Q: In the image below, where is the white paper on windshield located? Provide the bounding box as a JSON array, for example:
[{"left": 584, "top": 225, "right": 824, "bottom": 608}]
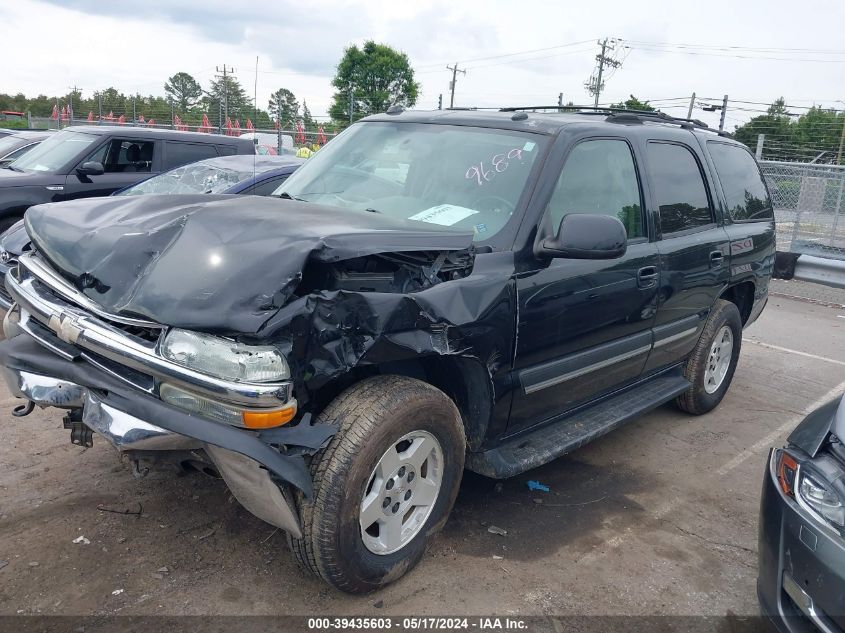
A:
[{"left": 409, "top": 204, "right": 478, "bottom": 226}]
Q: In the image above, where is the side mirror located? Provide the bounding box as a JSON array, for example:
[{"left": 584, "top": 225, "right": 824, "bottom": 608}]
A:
[
  {"left": 76, "top": 161, "right": 104, "bottom": 177},
  {"left": 537, "top": 213, "right": 627, "bottom": 260}
]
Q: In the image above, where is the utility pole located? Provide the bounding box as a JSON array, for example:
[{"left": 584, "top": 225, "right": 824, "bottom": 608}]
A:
[
  {"left": 215, "top": 65, "right": 235, "bottom": 134},
  {"left": 97, "top": 91, "right": 103, "bottom": 124},
  {"left": 585, "top": 39, "right": 622, "bottom": 108},
  {"left": 348, "top": 83, "right": 353, "bottom": 125},
  {"left": 446, "top": 63, "right": 466, "bottom": 108},
  {"left": 70, "top": 85, "right": 78, "bottom": 124},
  {"left": 438, "top": 94, "right": 443, "bottom": 110},
  {"left": 558, "top": 93, "right": 564, "bottom": 109},
  {"left": 837, "top": 114, "right": 845, "bottom": 165},
  {"left": 132, "top": 95, "right": 137, "bottom": 126},
  {"left": 756, "top": 134, "right": 765, "bottom": 160},
  {"left": 719, "top": 94, "right": 728, "bottom": 132},
  {"left": 686, "top": 92, "right": 696, "bottom": 120}
]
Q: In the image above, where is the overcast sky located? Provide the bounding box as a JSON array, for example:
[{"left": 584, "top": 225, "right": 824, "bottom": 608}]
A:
[{"left": 2, "top": 0, "right": 844, "bottom": 130}]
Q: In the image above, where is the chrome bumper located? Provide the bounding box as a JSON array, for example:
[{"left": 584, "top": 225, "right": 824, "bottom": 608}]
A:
[
  {"left": 6, "top": 253, "right": 291, "bottom": 408},
  {"left": 3, "top": 365, "right": 302, "bottom": 537}
]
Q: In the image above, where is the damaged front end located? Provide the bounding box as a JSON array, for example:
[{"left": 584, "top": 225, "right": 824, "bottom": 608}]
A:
[{"left": 1, "top": 194, "right": 511, "bottom": 536}]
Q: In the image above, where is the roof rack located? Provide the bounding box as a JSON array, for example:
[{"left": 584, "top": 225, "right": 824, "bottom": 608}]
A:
[{"left": 497, "top": 105, "right": 732, "bottom": 137}]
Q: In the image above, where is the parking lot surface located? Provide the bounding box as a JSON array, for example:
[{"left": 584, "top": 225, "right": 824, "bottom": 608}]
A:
[{"left": 0, "top": 285, "right": 843, "bottom": 619}]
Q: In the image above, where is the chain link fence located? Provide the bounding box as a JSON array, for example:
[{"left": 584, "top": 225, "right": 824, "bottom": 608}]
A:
[
  {"left": 760, "top": 160, "right": 845, "bottom": 260},
  {"left": 27, "top": 116, "right": 337, "bottom": 155}
]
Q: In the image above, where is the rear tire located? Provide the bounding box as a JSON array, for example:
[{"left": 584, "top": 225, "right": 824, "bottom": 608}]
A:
[
  {"left": 675, "top": 299, "right": 742, "bottom": 415},
  {"left": 289, "top": 375, "right": 465, "bottom": 593}
]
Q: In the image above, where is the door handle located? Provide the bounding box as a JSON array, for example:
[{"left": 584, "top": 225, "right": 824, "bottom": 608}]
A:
[
  {"left": 637, "top": 266, "right": 658, "bottom": 289},
  {"left": 710, "top": 251, "right": 724, "bottom": 268}
]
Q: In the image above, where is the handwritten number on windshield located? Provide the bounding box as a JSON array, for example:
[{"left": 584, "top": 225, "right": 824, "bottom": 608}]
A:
[{"left": 466, "top": 148, "right": 525, "bottom": 186}]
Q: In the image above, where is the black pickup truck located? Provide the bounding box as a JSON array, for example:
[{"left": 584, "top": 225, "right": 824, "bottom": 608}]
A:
[{"left": 0, "top": 108, "right": 775, "bottom": 593}]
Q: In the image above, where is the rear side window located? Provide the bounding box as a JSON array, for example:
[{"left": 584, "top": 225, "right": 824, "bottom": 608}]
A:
[
  {"left": 547, "top": 139, "right": 645, "bottom": 239},
  {"left": 707, "top": 142, "right": 773, "bottom": 221},
  {"left": 647, "top": 142, "right": 712, "bottom": 234},
  {"left": 165, "top": 142, "right": 218, "bottom": 169}
]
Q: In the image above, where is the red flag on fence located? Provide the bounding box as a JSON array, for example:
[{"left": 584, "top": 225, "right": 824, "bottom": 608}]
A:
[
  {"left": 199, "top": 113, "right": 212, "bottom": 132},
  {"left": 60, "top": 106, "right": 68, "bottom": 121},
  {"left": 295, "top": 120, "right": 306, "bottom": 145},
  {"left": 138, "top": 115, "right": 146, "bottom": 124},
  {"left": 148, "top": 119, "right": 155, "bottom": 126},
  {"left": 246, "top": 118, "right": 254, "bottom": 131},
  {"left": 107, "top": 111, "right": 114, "bottom": 121},
  {"left": 234, "top": 120, "right": 241, "bottom": 135},
  {"left": 50, "top": 105, "right": 58, "bottom": 120},
  {"left": 117, "top": 114, "right": 125, "bottom": 124},
  {"left": 274, "top": 119, "right": 280, "bottom": 130},
  {"left": 87, "top": 111, "right": 94, "bottom": 122},
  {"left": 317, "top": 126, "right": 327, "bottom": 145}
]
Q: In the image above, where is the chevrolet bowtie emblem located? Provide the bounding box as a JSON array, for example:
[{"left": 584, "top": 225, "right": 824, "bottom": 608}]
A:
[{"left": 47, "top": 312, "right": 84, "bottom": 344}]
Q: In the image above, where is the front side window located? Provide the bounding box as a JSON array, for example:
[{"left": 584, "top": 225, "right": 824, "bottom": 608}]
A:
[
  {"left": 274, "top": 122, "right": 547, "bottom": 241},
  {"left": 11, "top": 130, "right": 99, "bottom": 173},
  {"left": 546, "top": 139, "right": 644, "bottom": 239},
  {"left": 87, "top": 139, "right": 154, "bottom": 173},
  {"left": 647, "top": 142, "right": 712, "bottom": 234},
  {"left": 707, "top": 142, "right": 773, "bottom": 221}
]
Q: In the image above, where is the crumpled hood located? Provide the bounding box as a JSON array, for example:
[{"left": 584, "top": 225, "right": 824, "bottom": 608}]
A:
[
  {"left": 24, "top": 194, "right": 474, "bottom": 334},
  {"left": 788, "top": 394, "right": 845, "bottom": 457}
]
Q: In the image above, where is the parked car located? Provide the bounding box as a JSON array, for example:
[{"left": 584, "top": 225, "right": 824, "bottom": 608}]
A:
[
  {"left": 0, "top": 130, "right": 51, "bottom": 168},
  {"left": 114, "top": 155, "right": 303, "bottom": 197},
  {"left": 0, "top": 125, "right": 255, "bottom": 232},
  {"left": 0, "top": 108, "right": 775, "bottom": 593},
  {"left": 758, "top": 393, "right": 845, "bottom": 631}
]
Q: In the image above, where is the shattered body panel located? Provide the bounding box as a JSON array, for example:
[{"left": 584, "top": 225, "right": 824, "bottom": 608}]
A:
[{"left": 23, "top": 193, "right": 518, "bottom": 419}]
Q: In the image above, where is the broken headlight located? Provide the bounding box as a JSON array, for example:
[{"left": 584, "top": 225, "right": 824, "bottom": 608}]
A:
[{"left": 160, "top": 329, "right": 290, "bottom": 383}]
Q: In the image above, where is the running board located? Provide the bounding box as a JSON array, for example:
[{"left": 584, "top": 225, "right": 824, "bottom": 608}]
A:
[{"left": 466, "top": 370, "right": 691, "bottom": 479}]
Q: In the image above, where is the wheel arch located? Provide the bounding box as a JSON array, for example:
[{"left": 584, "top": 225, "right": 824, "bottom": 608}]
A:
[{"left": 719, "top": 280, "right": 755, "bottom": 326}]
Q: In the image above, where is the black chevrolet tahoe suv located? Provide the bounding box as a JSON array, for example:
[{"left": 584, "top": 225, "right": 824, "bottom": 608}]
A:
[
  {"left": 0, "top": 108, "right": 775, "bottom": 593},
  {"left": 0, "top": 125, "right": 255, "bottom": 232}
]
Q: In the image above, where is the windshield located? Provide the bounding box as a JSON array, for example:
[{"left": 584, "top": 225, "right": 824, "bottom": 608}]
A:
[
  {"left": 11, "top": 130, "right": 99, "bottom": 173},
  {"left": 0, "top": 136, "right": 24, "bottom": 156},
  {"left": 117, "top": 162, "right": 257, "bottom": 196},
  {"left": 273, "top": 122, "right": 546, "bottom": 241}
]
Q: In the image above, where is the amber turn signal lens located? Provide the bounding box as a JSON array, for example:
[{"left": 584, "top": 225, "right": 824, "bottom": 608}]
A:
[
  {"left": 776, "top": 450, "right": 799, "bottom": 497},
  {"left": 241, "top": 404, "right": 297, "bottom": 429}
]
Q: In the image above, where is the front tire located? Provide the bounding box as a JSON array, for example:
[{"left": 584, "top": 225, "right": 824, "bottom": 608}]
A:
[
  {"left": 289, "top": 375, "right": 465, "bottom": 593},
  {"left": 675, "top": 299, "right": 742, "bottom": 415}
]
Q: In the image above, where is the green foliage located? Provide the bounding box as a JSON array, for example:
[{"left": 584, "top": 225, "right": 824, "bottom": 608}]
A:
[
  {"left": 164, "top": 72, "right": 203, "bottom": 112},
  {"left": 610, "top": 95, "right": 655, "bottom": 111},
  {"left": 204, "top": 75, "right": 252, "bottom": 124},
  {"left": 301, "top": 101, "right": 315, "bottom": 128},
  {"left": 268, "top": 88, "right": 299, "bottom": 125},
  {"left": 733, "top": 97, "right": 845, "bottom": 163},
  {"left": 329, "top": 41, "right": 419, "bottom": 125},
  {"left": 0, "top": 120, "right": 28, "bottom": 129}
]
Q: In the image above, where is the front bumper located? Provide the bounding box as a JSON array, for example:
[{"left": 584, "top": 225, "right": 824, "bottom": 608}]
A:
[
  {"left": 0, "top": 333, "right": 336, "bottom": 537},
  {"left": 758, "top": 449, "right": 845, "bottom": 633}
]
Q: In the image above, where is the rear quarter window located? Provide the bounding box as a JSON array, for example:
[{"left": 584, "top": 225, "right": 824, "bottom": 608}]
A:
[
  {"left": 164, "top": 142, "right": 219, "bottom": 169},
  {"left": 707, "top": 142, "right": 773, "bottom": 222}
]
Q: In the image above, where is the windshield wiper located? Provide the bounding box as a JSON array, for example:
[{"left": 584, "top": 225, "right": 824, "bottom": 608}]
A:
[
  {"left": 3, "top": 165, "right": 22, "bottom": 172},
  {"left": 277, "top": 191, "right": 308, "bottom": 202}
]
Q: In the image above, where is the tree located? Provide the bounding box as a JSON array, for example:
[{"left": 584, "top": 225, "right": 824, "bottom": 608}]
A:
[
  {"left": 164, "top": 72, "right": 203, "bottom": 112},
  {"left": 610, "top": 95, "right": 654, "bottom": 111},
  {"left": 301, "top": 101, "right": 315, "bottom": 128},
  {"left": 329, "top": 41, "right": 419, "bottom": 124},
  {"left": 205, "top": 75, "right": 251, "bottom": 125},
  {"left": 268, "top": 88, "right": 299, "bottom": 126}
]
